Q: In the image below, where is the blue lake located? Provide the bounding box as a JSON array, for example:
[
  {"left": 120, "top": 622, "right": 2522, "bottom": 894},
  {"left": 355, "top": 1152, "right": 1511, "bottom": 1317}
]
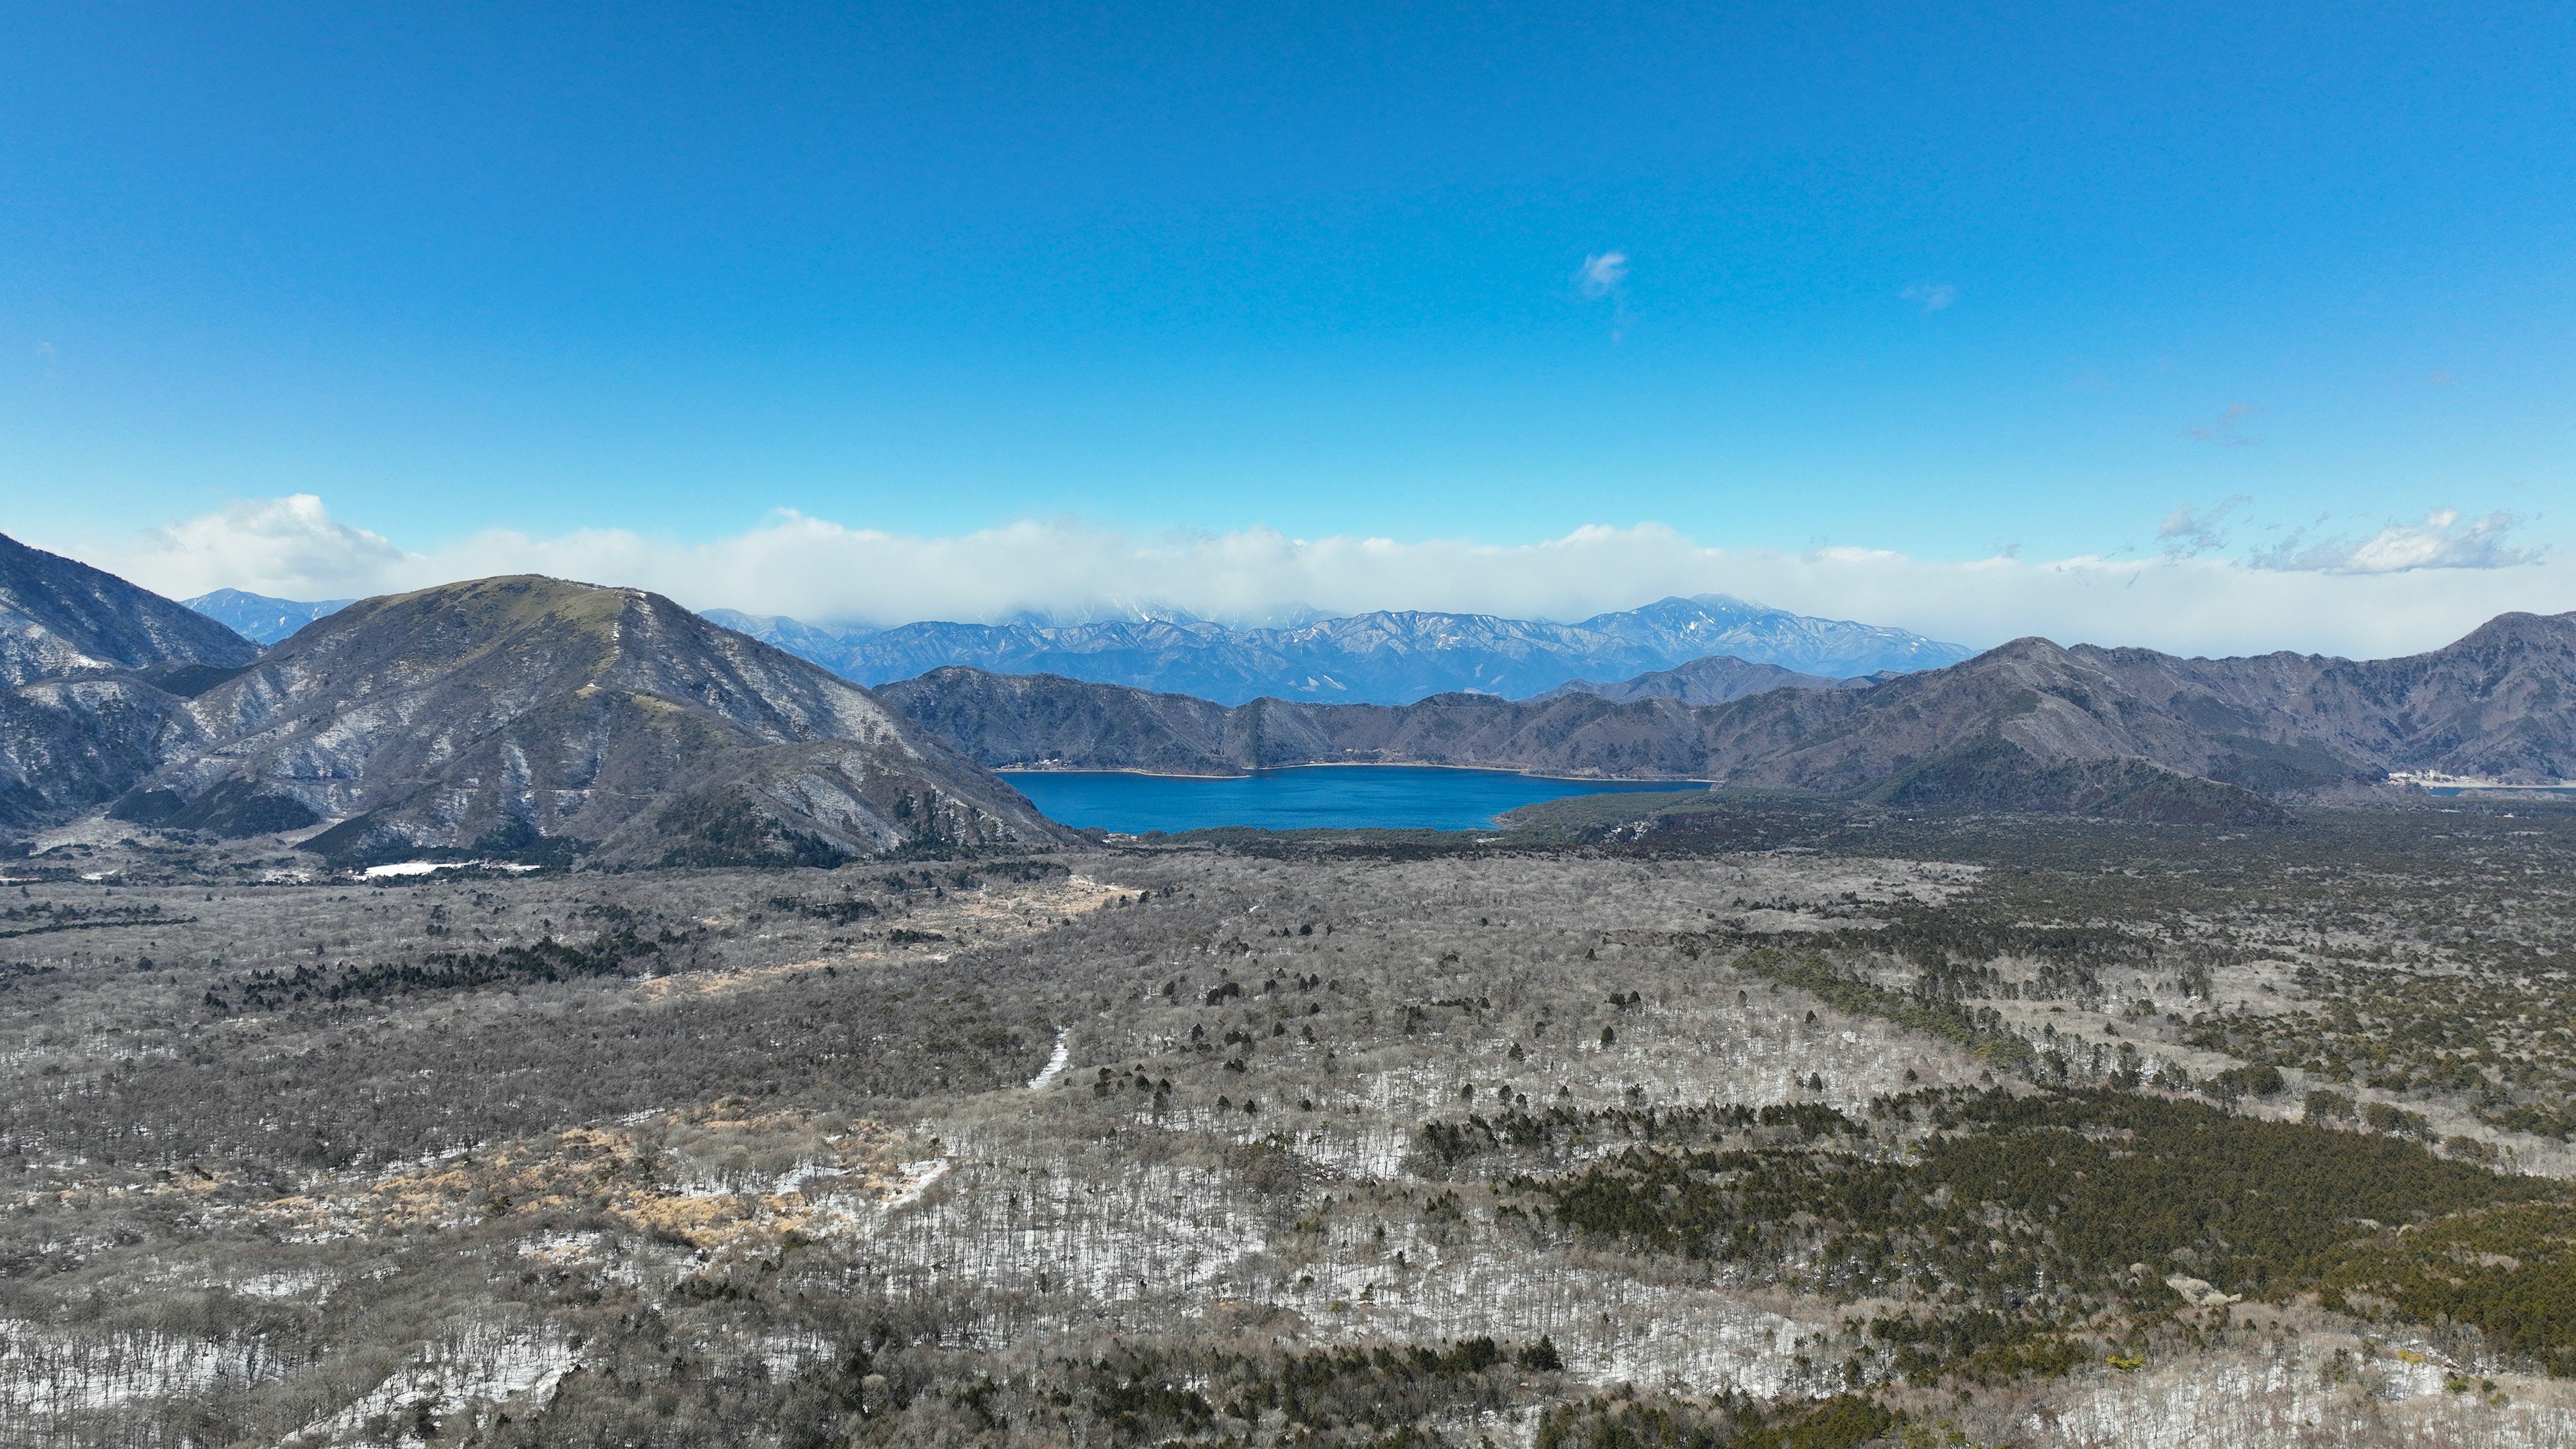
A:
[{"left": 1001, "top": 765, "right": 1695, "bottom": 834}]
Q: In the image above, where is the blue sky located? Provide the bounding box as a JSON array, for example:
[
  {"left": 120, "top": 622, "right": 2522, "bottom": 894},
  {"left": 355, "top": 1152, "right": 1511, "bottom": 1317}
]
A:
[{"left": 4, "top": 2, "right": 2572, "bottom": 647}]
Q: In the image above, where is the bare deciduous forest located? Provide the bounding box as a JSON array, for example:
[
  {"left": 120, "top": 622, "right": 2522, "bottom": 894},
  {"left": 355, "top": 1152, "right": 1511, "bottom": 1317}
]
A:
[{"left": 5, "top": 801, "right": 2576, "bottom": 1447}]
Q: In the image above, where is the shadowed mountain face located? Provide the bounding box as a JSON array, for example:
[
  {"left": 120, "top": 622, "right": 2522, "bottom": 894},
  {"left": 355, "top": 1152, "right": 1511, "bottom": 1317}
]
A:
[
  {"left": 182, "top": 588, "right": 355, "bottom": 647},
  {"left": 0, "top": 678, "right": 210, "bottom": 830},
  {"left": 107, "top": 576, "right": 1073, "bottom": 865},
  {"left": 879, "top": 612, "right": 2576, "bottom": 824},
  {"left": 708, "top": 594, "right": 1974, "bottom": 703},
  {"left": 0, "top": 534, "right": 259, "bottom": 687}
]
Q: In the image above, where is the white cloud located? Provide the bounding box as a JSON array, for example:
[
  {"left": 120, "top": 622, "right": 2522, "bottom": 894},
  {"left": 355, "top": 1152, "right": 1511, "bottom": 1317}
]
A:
[
  {"left": 2182, "top": 401, "right": 2259, "bottom": 446},
  {"left": 1902, "top": 282, "right": 1957, "bottom": 313},
  {"left": 127, "top": 494, "right": 418, "bottom": 600},
  {"left": 1574, "top": 251, "right": 1627, "bottom": 299},
  {"left": 65, "top": 496, "right": 2576, "bottom": 665},
  {"left": 2251, "top": 509, "right": 2541, "bottom": 576}
]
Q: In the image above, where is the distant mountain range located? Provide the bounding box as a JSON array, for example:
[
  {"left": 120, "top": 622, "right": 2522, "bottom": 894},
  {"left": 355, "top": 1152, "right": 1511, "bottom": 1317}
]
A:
[
  {"left": 15, "top": 535, "right": 2565, "bottom": 844},
  {"left": 185, "top": 588, "right": 1972, "bottom": 704},
  {"left": 0, "top": 536, "right": 1065, "bottom": 861},
  {"left": 182, "top": 588, "right": 354, "bottom": 645},
  {"left": 878, "top": 610, "right": 2576, "bottom": 824},
  {"left": 700, "top": 595, "right": 1974, "bottom": 703}
]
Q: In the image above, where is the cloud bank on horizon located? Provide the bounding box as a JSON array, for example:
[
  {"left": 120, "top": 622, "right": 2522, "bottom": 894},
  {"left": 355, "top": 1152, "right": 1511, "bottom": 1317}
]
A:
[{"left": 60, "top": 494, "right": 2567, "bottom": 664}]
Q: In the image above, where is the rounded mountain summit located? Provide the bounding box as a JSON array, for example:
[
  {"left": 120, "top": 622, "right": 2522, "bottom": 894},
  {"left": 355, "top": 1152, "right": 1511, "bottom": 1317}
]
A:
[{"left": 111, "top": 576, "right": 1075, "bottom": 867}]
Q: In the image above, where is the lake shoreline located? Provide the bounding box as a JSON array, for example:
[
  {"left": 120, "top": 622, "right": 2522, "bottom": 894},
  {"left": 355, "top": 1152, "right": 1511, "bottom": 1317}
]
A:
[
  {"left": 1001, "top": 763, "right": 1702, "bottom": 835},
  {"left": 996, "top": 761, "right": 1717, "bottom": 786}
]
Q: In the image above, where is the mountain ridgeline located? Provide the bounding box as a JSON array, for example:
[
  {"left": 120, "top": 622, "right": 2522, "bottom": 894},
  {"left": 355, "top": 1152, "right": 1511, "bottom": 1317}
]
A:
[
  {"left": 877, "top": 611, "right": 2576, "bottom": 824},
  {"left": 0, "top": 536, "right": 1069, "bottom": 863},
  {"left": 1532, "top": 654, "right": 1869, "bottom": 705},
  {"left": 0, "top": 533, "right": 259, "bottom": 688},
  {"left": 703, "top": 594, "right": 1973, "bottom": 703}
]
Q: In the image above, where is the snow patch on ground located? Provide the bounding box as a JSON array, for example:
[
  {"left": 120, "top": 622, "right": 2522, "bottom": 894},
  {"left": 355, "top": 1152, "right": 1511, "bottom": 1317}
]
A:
[
  {"left": 282, "top": 1326, "right": 575, "bottom": 1448},
  {"left": 0, "top": 1319, "right": 279, "bottom": 1417},
  {"left": 358, "top": 859, "right": 542, "bottom": 879},
  {"left": 1028, "top": 1032, "right": 1072, "bottom": 1090}
]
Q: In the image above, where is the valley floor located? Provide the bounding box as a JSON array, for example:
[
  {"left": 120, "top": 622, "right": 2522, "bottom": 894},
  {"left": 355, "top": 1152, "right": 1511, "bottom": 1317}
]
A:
[{"left": 3, "top": 805, "right": 2574, "bottom": 1446}]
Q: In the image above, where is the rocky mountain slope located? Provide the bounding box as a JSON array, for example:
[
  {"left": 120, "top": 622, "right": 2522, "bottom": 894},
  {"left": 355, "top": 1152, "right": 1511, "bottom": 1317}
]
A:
[
  {"left": 1533, "top": 653, "right": 1864, "bottom": 705},
  {"left": 881, "top": 612, "right": 2576, "bottom": 822},
  {"left": 1, "top": 533, "right": 259, "bottom": 686},
  {"left": 710, "top": 594, "right": 1973, "bottom": 702},
  {"left": 182, "top": 588, "right": 354, "bottom": 646},
  {"left": 0, "top": 534, "right": 262, "bottom": 826},
  {"left": 102, "top": 576, "right": 1072, "bottom": 865}
]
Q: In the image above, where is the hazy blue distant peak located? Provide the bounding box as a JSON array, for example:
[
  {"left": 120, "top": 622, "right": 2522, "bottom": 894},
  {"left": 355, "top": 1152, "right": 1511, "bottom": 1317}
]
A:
[
  {"left": 1578, "top": 594, "right": 1802, "bottom": 640},
  {"left": 182, "top": 589, "right": 354, "bottom": 647},
  {"left": 1577, "top": 595, "right": 1974, "bottom": 677},
  {"left": 1580, "top": 592, "right": 1764, "bottom": 629},
  {"left": 698, "top": 608, "right": 878, "bottom": 649}
]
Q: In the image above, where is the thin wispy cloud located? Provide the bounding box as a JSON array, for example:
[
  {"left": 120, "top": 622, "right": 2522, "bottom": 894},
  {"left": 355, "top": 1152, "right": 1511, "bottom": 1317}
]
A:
[
  {"left": 1902, "top": 282, "right": 1957, "bottom": 313},
  {"left": 67, "top": 496, "right": 2576, "bottom": 665},
  {"left": 2182, "top": 402, "right": 2259, "bottom": 445},
  {"left": 1574, "top": 251, "right": 1628, "bottom": 298},
  {"left": 2251, "top": 509, "right": 2542, "bottom": 576},
  {"left": 2157, "top": 495, "right": 2249, "bottom": 558},
  {"left": 1572, "top": 250, "right": 1631, "bottom": 342}
]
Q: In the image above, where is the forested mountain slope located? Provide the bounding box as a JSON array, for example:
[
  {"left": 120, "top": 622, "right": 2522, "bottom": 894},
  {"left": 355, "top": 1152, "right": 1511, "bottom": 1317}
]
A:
[
  {"left": 1532, "top": 653, "right": 1863, "bottom": 705},
  {"left": 881, "top": 612, "right": 2576, "bottom": 822},
  {"left": 0, "top": 676, "right": 209, "bottom": 829},
  {"left": 2139, "top": 610, "right": 2576, "bottom": 784},
  {"left": 107, "top": 575, "right": 1073, "bottom": 864}
]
